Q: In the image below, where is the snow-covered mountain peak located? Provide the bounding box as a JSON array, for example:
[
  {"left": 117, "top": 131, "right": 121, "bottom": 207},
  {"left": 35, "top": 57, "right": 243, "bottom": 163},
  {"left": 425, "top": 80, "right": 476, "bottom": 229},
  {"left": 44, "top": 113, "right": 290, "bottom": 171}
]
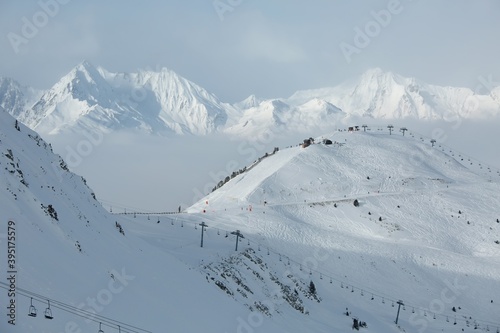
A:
[
  {"left": 234, "top": 94, "right": 261, "bottom": 109},
  {"left": 72, "top": 60, "right": 103, "bottom": 83},
  {"left": 4, "top": 64, "right": 500, "bottom": 139},
  {"left": 17, "top": 61, "right": 122, "bottom": 133},
  {"left": 263, "top": 99, "right": 289, "bottom": 112},
  {"left": 286, "top": 68, "right": 500, "bottom": 120},
  {"left": 0, "top": 77, "right": 43, "bottom": 118},
  {"left": 298, "top": 98, "right": 343, "bottom": 114},
  {"left": 54, "top": 60, "right": 114, "bottom": 101},
  {"left": 358, "top": 67, "right": 409, "bottom": 88},
  {"left": 13, "top": 62, "right": 231, "bottom": 135}
]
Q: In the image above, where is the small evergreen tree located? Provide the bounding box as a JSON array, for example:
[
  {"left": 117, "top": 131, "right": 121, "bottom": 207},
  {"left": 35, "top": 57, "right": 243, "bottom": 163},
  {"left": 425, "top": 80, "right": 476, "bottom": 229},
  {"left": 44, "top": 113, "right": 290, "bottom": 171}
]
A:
[
  {"left": 352, "top": 318, "right": 359, "bottom": 330},
  {"left": 309, "top": 281, "right": 316, "bottom": 295},
  {"left": 353, "top": 199, "right": 359, "bottom": 207}
]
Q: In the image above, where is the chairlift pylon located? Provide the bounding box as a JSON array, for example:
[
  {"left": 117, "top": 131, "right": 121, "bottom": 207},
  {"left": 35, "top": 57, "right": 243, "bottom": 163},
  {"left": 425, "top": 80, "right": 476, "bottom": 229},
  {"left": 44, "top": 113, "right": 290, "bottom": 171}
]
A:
[
  {"left": 44, "top": 300, "right": 53, "bottom": 319},
  {"left": 28, "top": 297, "right": 37, "bottom": 317}
]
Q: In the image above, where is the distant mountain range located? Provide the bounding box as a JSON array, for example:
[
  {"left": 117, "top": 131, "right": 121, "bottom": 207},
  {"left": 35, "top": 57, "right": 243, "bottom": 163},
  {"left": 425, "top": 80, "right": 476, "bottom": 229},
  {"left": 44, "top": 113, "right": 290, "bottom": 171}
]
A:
[{"left": 1, "top": 62, "right": 499, "bottom": 137}]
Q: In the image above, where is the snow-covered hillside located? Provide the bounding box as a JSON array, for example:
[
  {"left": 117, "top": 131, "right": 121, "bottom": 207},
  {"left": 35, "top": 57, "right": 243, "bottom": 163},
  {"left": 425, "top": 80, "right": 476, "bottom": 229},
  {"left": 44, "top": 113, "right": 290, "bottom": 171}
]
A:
[
  {"left": 186, "top": 128, "right": 500, "bottom": 331},
  {"left": 2, "top": 105, "right": 500, "bottom": 332},
  {"left": 0, "top": 107, "right": 294, "bottom": 333}
]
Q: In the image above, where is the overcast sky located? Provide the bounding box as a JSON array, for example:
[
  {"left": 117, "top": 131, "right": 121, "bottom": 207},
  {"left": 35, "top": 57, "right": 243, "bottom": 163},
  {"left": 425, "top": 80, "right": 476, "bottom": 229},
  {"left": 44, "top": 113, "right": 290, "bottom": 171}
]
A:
[{"left": 1, "top": 0, "right": 499, "bottom": 102}]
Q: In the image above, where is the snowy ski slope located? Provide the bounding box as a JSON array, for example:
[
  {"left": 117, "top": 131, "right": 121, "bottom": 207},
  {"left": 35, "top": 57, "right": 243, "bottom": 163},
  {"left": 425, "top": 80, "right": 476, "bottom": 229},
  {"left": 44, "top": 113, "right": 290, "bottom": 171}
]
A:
[{"left": 2, "top": 106, "right": 500, "bottom": 332}]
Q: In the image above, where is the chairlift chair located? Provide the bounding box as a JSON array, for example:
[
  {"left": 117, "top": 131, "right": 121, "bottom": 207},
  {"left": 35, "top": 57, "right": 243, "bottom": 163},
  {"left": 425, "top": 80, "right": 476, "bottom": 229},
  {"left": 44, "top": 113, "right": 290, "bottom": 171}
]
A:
[
  {"left": 44, "top": 300, "right": 53, "bottom": 319},
  {"left": 98, "top": 322, "right": 104, "bottom": 333},
  {"left": 28, "top": 297, "right": 37, "bottom": 317}
]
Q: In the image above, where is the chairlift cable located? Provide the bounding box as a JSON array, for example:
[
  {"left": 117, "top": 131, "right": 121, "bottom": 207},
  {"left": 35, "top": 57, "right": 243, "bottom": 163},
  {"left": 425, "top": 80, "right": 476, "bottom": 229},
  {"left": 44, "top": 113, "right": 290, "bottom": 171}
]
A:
[{"left": 0, "top": 283, "right": 151, "bottom": 333}]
